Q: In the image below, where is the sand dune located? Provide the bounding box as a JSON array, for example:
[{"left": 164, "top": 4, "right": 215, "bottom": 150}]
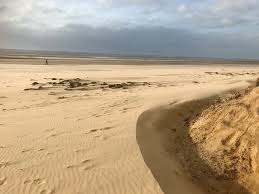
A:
[
  {"left": 137, "top": 83, "right": 259, "bottom": 194},
  {"left": 1, "top": 61, "right": 259, "bottom": 194}
]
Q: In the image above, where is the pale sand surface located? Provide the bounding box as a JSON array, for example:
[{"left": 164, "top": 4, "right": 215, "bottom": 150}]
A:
[{"left": 1, "top": 60, "right": 259, "bottom": 194}]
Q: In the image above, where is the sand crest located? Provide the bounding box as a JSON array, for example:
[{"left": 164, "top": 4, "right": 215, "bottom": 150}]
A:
[
  {"left": 137, "top": 85, "right": 259, "bottom": 194},
  {"left": 189, "top": 87, "right": 259, "bottom": 193}
]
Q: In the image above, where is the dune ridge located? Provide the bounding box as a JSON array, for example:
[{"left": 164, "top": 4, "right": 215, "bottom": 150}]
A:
[
  {"left": 189, "top": 86, "right": 259, "bottom": 193},
  {"left": 137, "top": 85, "right": 259, "bottom": 194}
]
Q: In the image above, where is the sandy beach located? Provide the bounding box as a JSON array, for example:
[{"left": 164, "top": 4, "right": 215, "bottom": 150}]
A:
[{"left": 1, "top": 58, "right": 259, "bottom": 194}]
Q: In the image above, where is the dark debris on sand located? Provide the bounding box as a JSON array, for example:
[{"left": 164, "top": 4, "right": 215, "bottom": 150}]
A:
[
  {"left": 25, "top": 78, "right": 152, "bottom": 92},
  {"left": 24, "top": 86, "right": 45, "bottom": 91},
  {"left": 205, "top": 71, "right": 259, "bottom": 76},
  {"left": 31, "top": 82, "right": 39, "bottom": 85}
]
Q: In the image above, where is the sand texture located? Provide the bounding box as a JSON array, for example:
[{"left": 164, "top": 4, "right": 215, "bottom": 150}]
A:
[
  {"left": 1, "top": 58, "right": 259, "bottom": 194},
  {"left": 189, "top": 87, "right": 259, "bottom": 193},
  {"left": 137, "top": 79, "right": 259, "bottom": 194}
]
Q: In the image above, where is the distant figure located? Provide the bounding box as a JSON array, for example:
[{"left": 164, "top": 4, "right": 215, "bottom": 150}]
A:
[{"left": 45, "top": 59, "right": 48, "bottom": 65}]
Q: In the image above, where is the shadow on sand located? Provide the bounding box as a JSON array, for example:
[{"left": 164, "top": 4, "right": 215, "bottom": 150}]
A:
[{"left": 136, "top": 96, "right": 251, "bottom": 194}]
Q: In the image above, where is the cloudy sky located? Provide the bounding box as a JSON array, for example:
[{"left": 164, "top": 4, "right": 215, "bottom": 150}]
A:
[{"left": 1, "top": 0, "right": 259, "bottom": 58}]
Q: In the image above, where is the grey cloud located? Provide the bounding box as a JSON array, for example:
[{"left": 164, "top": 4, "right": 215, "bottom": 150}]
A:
[
  {"left": 0, "top": 0, "right": 66, "bottom": 27},
  {"left": 0, "top": 5, "right": 7, "bottom": 12},
  {"left": 177, "top": 0, "right": 259, "bottom": 28},
  {"left": 1, "top": 0, "right": 259, "bottom": 59},
  {"left": 1, "top": 22, "right": 259, "bottom": 59},
  {"left": 1, "top": 0, "right": 259, "bottom": 30},
  {"left": 95, "top": 0, "right": 170, "bottom": 8}
]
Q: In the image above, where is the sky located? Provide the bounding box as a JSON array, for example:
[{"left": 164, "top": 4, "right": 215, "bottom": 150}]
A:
[{"left": 1, "top": 0, "right": 259, "bottom": 59}]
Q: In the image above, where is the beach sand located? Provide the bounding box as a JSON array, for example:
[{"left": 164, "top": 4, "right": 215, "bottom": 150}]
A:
[{"left": 1, "top": 58, "right": 259, "bottom": 194}]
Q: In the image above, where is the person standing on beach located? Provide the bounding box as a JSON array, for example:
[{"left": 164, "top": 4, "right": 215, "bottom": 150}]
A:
[{"left": 45, "top": 59, "right": 48, "bottom": 65}]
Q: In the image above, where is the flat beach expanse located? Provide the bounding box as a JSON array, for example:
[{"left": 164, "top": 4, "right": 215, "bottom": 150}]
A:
[{"left": 1, "top": 57, "right": 259, "bottom": 194}]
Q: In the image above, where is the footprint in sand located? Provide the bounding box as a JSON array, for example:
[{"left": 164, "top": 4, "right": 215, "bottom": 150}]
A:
[
  {"left": 88, "top": 129, "right": 98, "bottom": 133},
  {"left": 85, "top": 126, "right": 113, "bottom": 135},
  {"left": 40, "top": 188, "right": 55, "bottom": 194},
  {"left": 0, "top": 162, "right": 7, "bottom": 169},
  {"left": 0, "top": 177, "right": 7, "bottom": 185},
  {"left": 0, "top": 161, "right": 19, "bottom": 169},
  {"left": 74, "top": 149, "right": 87, "bottom": 154},
  {"left": 81, "top": 159, "right": 91, "bottom": 164},
  {"left": 31, "top": 179, "right": 43, "bottom": 185},
  {"left": 102, "top": 136, "right": 110, "bottom": 140},
  {"left": 82, "top": 164, "right": 96, "bottom": 171},
  {"left": 66, "top": 159, "right": 96, "bottom": 171},
  {"left": 44, "top": 128, "right": 55, "bottom": 133},
  {"left": 46, "top": 131, "right": 67, "bottom": 139},
  {"left": 92, "top": 114, "right": 101, "bottom": 117},
  {"left": 21, "top": 149, "right": 32, "bottom": 153},
  {"left": 100, "top": 126, "right": 113, "bottom": 131},
  {"left": 38, "top": 148, "right": 45, "bottom": 152},
  {"left": 24, "top": 178, "right": 46, "bottom": 185}
]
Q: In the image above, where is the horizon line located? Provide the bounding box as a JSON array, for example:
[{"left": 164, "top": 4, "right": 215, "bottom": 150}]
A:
[{"left": 1, "top": 48, "right": 259, "bottom": 62}]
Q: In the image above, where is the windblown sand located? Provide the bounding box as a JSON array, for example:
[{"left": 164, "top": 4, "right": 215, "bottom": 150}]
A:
[
  {"left": 1, "top": 59, "right": 259, "bottom": 194},
  {"left": 188, "top": 86, "right": 259, "bottom": 193}
]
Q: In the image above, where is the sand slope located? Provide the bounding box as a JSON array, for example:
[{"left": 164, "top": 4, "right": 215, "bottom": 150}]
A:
[
  {"left": 190, "top": 87, "right": 259, "bottom": 193},
  {"left": 137, "top": 84, "right": 259, "bottom": 194}
]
